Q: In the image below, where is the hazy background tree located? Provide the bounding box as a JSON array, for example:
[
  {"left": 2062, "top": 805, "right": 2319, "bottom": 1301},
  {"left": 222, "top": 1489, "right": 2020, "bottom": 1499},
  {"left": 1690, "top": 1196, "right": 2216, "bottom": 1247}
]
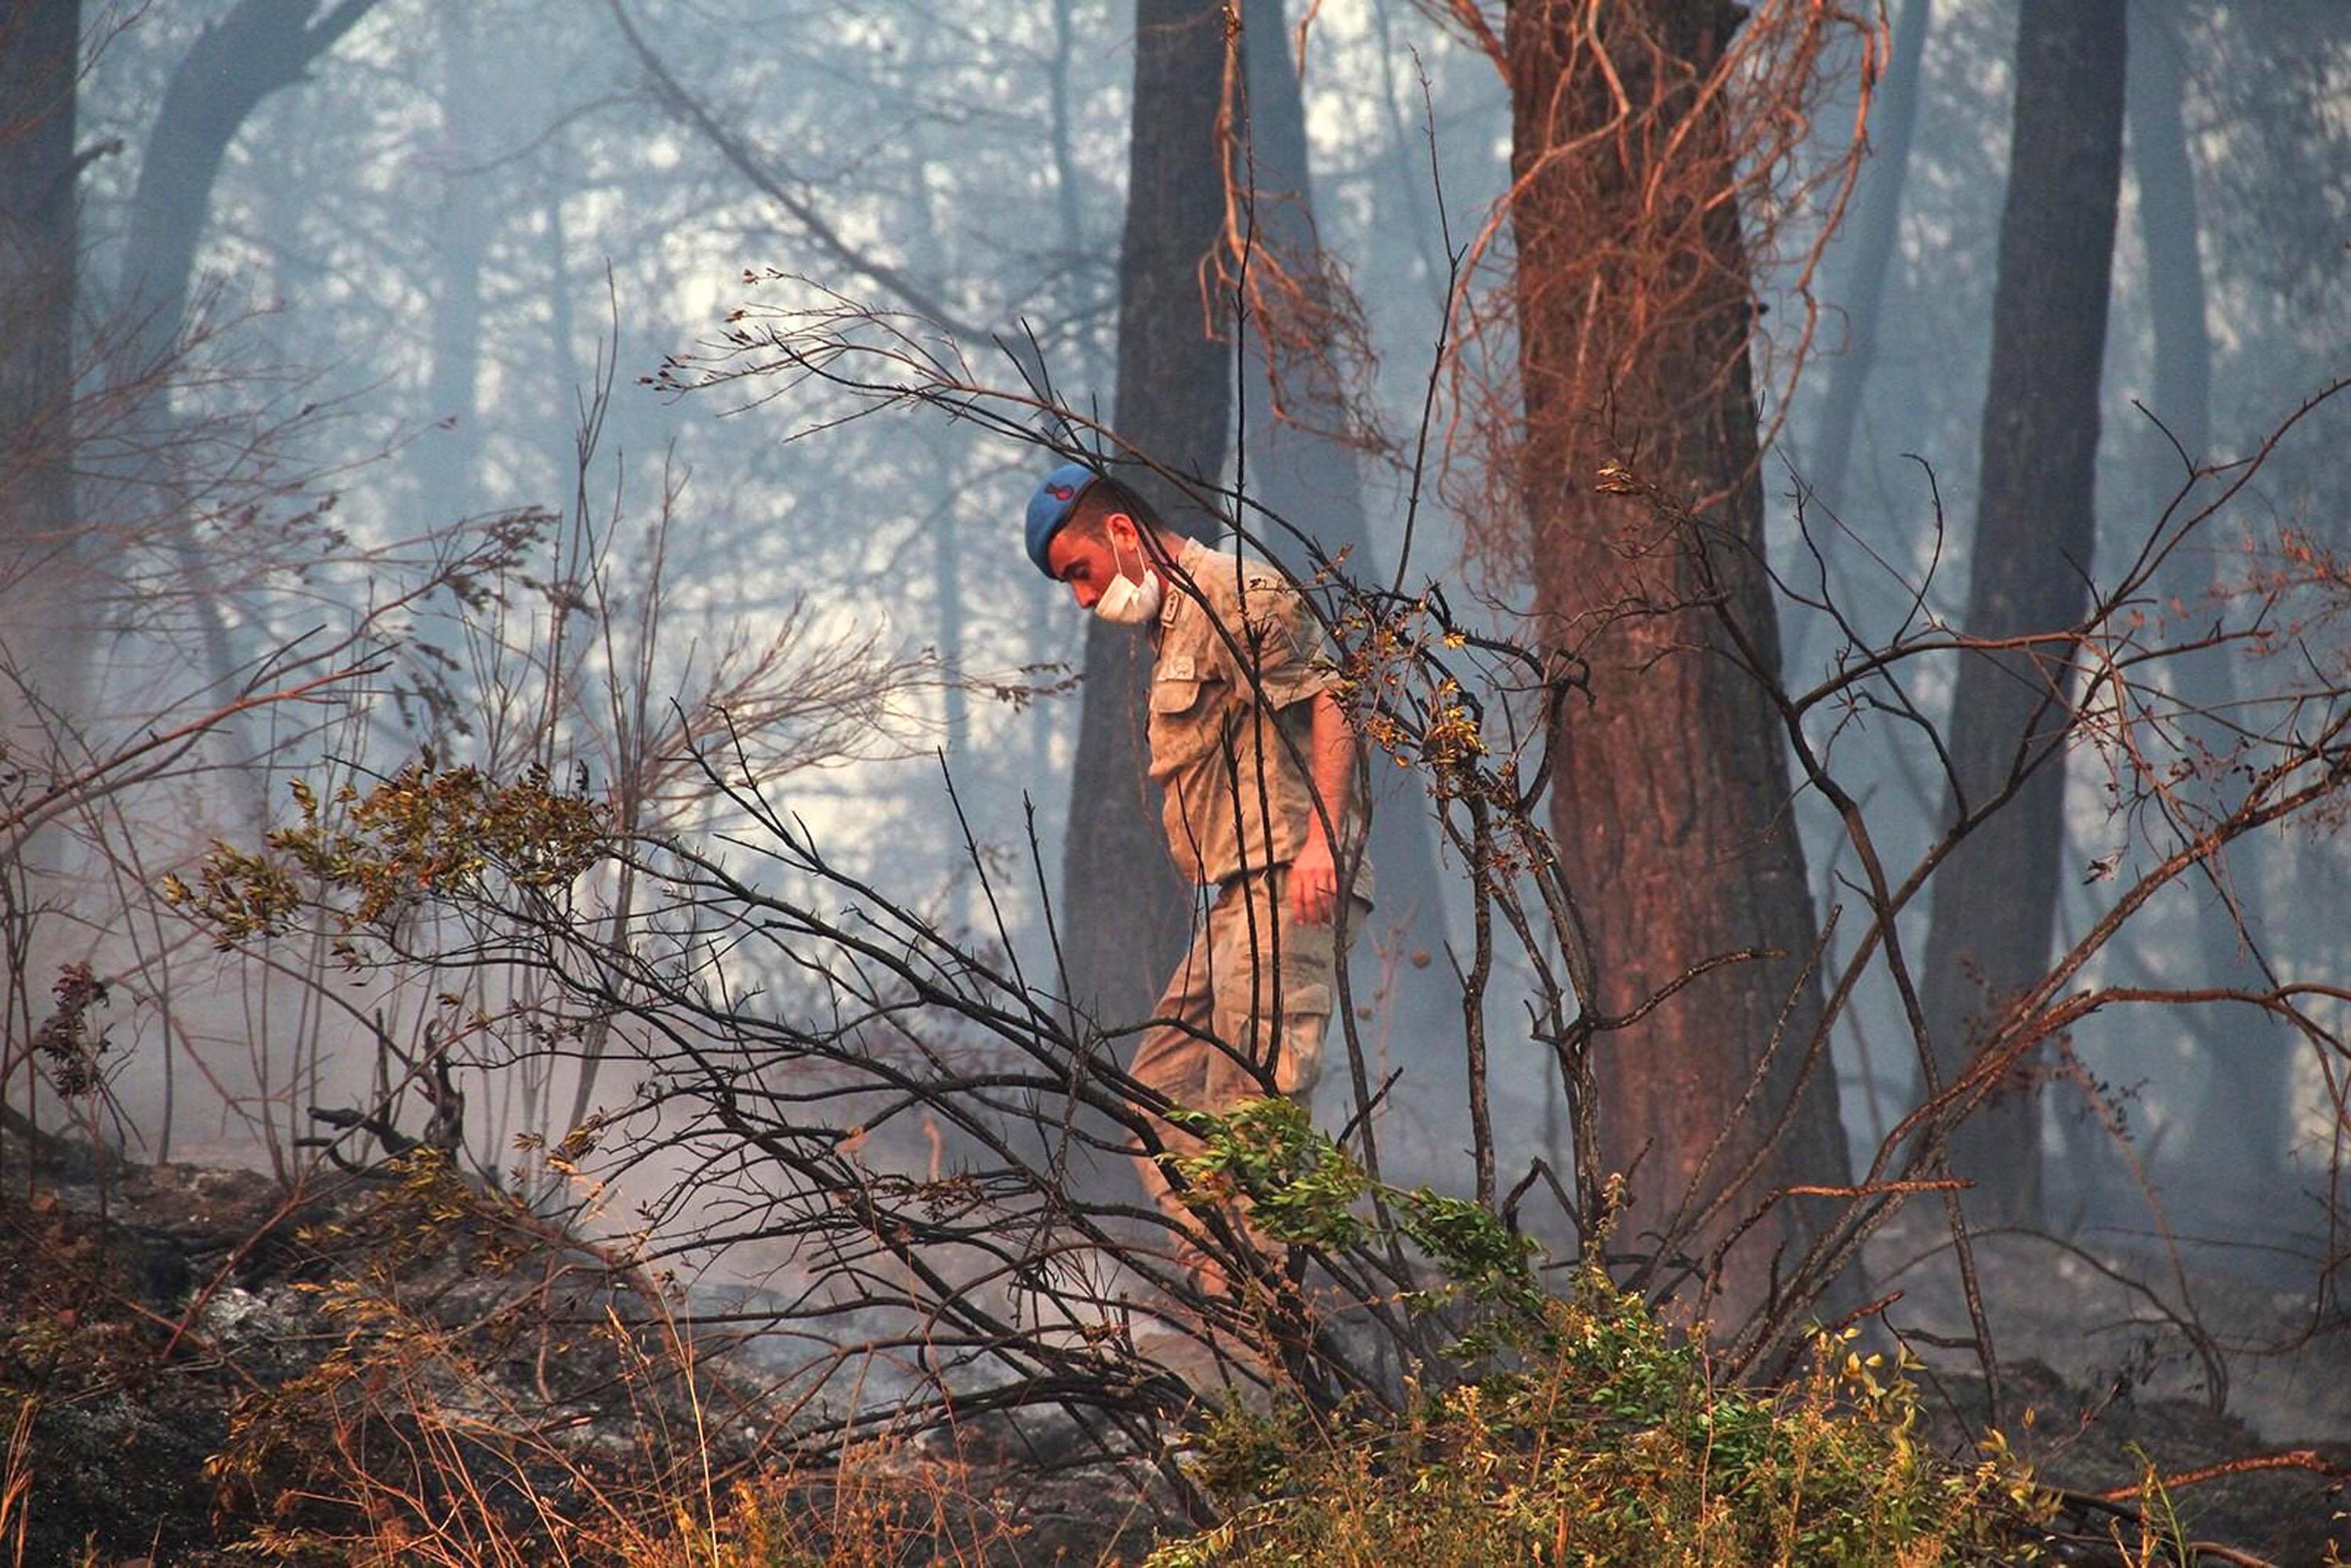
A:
[
  {"left": 1230, "top": 0, "right": 1465, "bottom": 1117},
  {"left": 411, "top": 4, "right": 490, "bottom": 528},
  {"left": 2118, "top": 0, "right": 2296, "bottom": 1199},
  {"left": 0, "top": 0, "right": 85, "bottom": 1081},
  {"left": 1920, "top": 0, "right": 2128, "bottom": 1228},
  {"left": 112, "top": 0, "right": 380, "bottom": 369},
  {"left": 104, "top": 0, "right": 383, "bottom": 826},
  {"left": 1799, "top": 0, "right": 1928, "bottom": 525},
  {"left": 1058, "top": 0, "right": 1236, "bottom": 1029},
  {"left": 0, "top": 0, "right": 84, "bottom": 755}
]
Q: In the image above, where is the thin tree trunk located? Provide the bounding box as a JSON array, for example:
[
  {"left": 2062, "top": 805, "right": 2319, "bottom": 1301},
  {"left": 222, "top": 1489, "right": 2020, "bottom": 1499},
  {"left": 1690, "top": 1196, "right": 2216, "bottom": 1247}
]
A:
[
  {"left": 1505, "top": 0, "right": 1853, "bottom": 1323},
  {"left": 1058, "top": 0, "right": 1233, "bottom": 1027},
  {"left": 1031, "top": 0, "right": 1089, "bottom": 900},
  {"left": 1049, "top": 0, "right": 1086, "bottom": 263},
  {"left": 1371, "top": 0, "right": 1449, "bottom": 317},
  {"left": 2126, "top": 0, "right": 2295, "bottom": 1183},
  {"left": 417, "top": 5, "right": 487, "bottom": 525},
  {"left": 1919, "top": 0, "right": 2128, "bottom": 1229},
  {"left": 1806, "top": 0, "right": 1929, "bottom": 519},
  {"left": 110, "top": 0, "right": 384, "bottom": 830},
  {"left": 541, "top": 167, "right": 582, "bottom": 483},
  {"left": 1783, "top": 0, "right": 1927, "bottom": 708},
  {"left": 901, "top": 63, "right": 973, "bottom": 932}
]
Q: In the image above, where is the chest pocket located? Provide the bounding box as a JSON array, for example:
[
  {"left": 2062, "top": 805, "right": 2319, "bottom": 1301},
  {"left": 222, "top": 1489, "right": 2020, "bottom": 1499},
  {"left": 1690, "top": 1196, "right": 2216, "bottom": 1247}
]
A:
[{"left": 1147, "top": 655, "right": 1229, "bottom": 773}]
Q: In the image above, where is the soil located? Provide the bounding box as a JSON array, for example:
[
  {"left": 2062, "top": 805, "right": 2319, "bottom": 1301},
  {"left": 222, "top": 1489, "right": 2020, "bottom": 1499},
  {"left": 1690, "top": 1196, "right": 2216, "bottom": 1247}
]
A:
[
  {"left": 1, "top": 1152, "right": 2342, "bottom": 1565},
  {"left": 1867, "top": 1208, "right": 2350, "bottom": 1564},
  {"left": 0, "top": 1152, "right": 1168, "bottom": 1566}
]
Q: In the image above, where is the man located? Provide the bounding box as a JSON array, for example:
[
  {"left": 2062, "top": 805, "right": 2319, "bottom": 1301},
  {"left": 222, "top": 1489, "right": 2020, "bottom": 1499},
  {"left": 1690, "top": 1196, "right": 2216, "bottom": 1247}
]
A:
[{"left": 1024, "top": 462, "right": 1371, "bottom": 1290}]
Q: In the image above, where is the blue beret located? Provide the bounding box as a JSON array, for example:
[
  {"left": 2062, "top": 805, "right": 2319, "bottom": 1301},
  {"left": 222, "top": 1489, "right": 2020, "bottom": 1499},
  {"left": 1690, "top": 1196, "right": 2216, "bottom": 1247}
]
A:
[{"left": 1024, "top": 462, "right": 1101, "bottom": 577}]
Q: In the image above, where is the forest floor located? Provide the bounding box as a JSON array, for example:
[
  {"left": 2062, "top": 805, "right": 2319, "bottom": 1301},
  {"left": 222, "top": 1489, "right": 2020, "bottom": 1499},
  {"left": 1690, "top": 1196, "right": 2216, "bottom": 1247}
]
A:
[
  {"left": 0, "top": 1150, "right": 1167, "bottom": 1566},
  {"left": 0, "top": 1151, "right": 2342, "bottom": 1564},
  {"left": 1867, "top": 1203, "right": 2349, "bottom": 1563}
]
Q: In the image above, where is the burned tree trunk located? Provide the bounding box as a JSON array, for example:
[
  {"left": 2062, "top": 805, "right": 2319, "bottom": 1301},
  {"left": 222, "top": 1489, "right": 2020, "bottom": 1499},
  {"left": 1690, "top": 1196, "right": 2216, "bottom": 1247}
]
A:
[
  {"left": 0, "top": 0, "right": 85, "bottom": 759},
  {"left": 1918, "top": 0, "right": 2128, "bottom": 1228},
  {"left": 1504, "top": 0, "right": 1853, "bottom": 1320},
  {"left": 0, "top": 0, "right": 83, "bottom": 1127}
]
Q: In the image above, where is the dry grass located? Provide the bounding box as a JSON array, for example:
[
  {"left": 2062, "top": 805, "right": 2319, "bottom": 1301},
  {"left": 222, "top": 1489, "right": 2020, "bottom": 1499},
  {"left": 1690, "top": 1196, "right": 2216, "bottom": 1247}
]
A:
[{"left": 198, "top": 1152, "right": 1058, "bottom": 1566}]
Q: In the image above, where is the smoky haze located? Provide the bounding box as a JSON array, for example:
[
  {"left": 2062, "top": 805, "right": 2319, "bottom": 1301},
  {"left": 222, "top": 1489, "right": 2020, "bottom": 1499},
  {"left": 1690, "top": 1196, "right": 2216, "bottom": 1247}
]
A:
[{"left": 5, "top": 0, "right": 2349, "bottom": 1449}]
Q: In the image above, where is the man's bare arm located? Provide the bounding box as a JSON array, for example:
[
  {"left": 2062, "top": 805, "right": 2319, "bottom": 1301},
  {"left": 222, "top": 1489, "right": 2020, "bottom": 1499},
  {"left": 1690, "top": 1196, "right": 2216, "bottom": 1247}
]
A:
[{"left": 1289, "top": 687, "right": 1357, "bottom": 925}]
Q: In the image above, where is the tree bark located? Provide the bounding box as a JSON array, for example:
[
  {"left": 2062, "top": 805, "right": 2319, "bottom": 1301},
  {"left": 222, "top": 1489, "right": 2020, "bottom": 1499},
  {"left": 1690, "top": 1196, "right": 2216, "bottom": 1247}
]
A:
[
  {"left": 0, "top": 0, "right": 85, "bottom": 814},
  {"left": 1505, "top": 0, "right": 1853, "bottom": 1321},
  {"left": 1233, "top": 0, "right": 1463, "bottom": 1132},
  {"left": 1057, "top": 0, "right": 1234, "bottom": 1028},
  {"left": 2125, "top": 0, "right": 2295, "bottom": 1185},
  {"left": 0, "top": 0, "right": 82, "bottom": 1121},
  {"left": 1918, "top": 0, "right": 2128, "bottom": 1229}
]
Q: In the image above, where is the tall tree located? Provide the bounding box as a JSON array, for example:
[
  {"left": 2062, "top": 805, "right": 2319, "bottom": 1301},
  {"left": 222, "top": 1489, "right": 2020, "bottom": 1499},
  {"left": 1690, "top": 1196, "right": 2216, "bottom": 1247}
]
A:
[
  {"left": 2125, "top": 0, "right": 2295, "bottom": 1188},
  {"left": 1057, "top": 0, "right": 1235, "bottom": 1027},
  {"left": 1231, "top": 0, "right": 1462, "bottom": 1116},
  {"left": 0, "top": 0, "right": 85, "bottom": 951},
  {"left": 415, "top": 5, "right": 490, "bottom": 526},
  {"left": 105, "top": 0, "right": 382, "bottom": 826},
  {"left": 900, "top": 24, "right": 973, "bottom": 932},
  {"left": 115, "top": 0, "right": 380, "bottom": 367},
  {"left": 1501, "top": 0, "right": 1855, "bottom": 1317},
  {"left": 1918, "top": 0, "right": 2128, "bottom": 1227},
  {"left": 1804, "top": 0, "right": 1929, "bottom": 520},
  {"left": 0, "top": 0, "right": 82, "bottom": 1141},
  {"left": 0, "top": 0, "right": 84, "bottom": 770}
]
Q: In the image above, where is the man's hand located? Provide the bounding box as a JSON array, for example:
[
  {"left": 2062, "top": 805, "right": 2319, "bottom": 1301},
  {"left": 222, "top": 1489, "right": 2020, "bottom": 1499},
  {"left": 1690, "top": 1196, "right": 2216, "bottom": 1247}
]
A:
[
  {"left": 1289, "top": 834, "right": 1339, "bottom": 925},
  {"left": 1290, "top": 687, "right": 1355, "bottom": 927}
]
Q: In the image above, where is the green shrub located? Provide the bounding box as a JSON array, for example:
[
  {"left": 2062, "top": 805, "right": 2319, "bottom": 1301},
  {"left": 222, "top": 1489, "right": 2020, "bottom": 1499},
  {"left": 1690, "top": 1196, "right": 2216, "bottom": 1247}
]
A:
[
  {"left": 1147, "top": 1099, "right": 2052, "bottom": 1567},
  {"left": 1151, "top": 1271, "right": 2049, "bottom": 1567}
]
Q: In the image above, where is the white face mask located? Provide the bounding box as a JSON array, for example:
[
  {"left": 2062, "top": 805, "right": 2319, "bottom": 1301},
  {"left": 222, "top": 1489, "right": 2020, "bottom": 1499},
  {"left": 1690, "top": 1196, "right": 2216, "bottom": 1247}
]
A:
[{"left": 1091, "top": 532, "right": 1164, "bottom": 625}]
